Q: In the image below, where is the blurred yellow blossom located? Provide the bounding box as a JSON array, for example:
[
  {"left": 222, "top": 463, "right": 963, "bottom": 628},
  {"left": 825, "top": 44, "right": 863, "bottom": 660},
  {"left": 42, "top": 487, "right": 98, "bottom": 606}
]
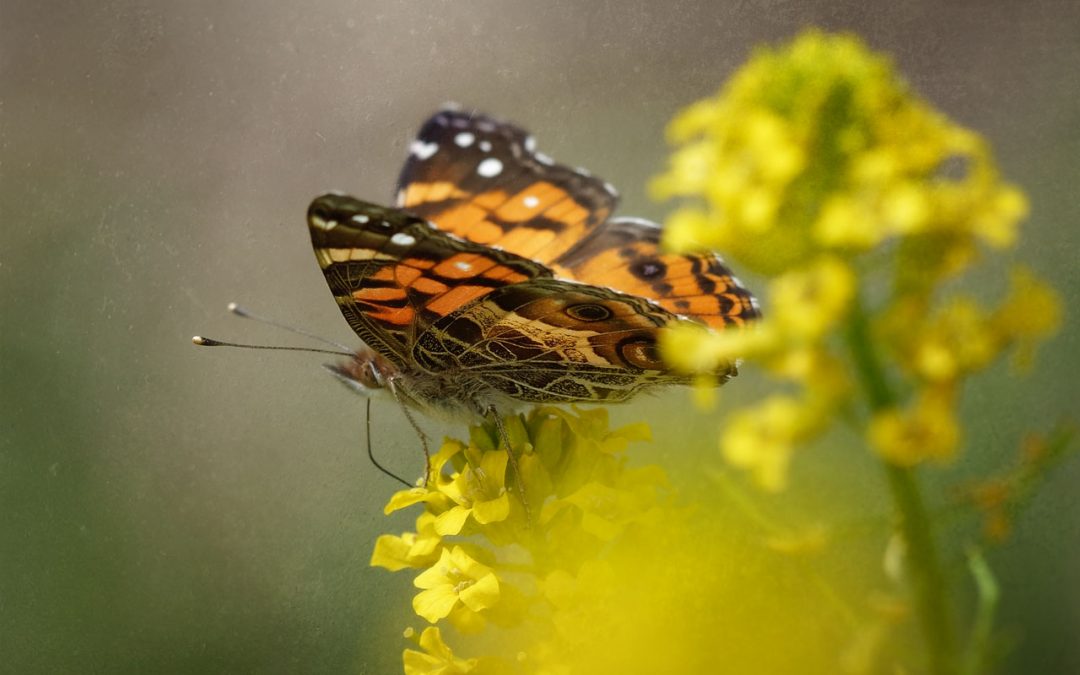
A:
[
  {"left": 869, "top": 387, "right": 961, "bottom": 466},
  {"left": 652, "top": 30, "right": 1029, "bottom": 278},
  {"left": 649, "top": 29, "right": 1064, "bottom": 675},
  {"left": 993, "top": 266, "right": 1064, "bottom": 369},
  {"left": 721, "top": 395, "right": 811, "bottom": 491},
  {"left": 769, "top": 257, "right": 856, "bottom": 340}
]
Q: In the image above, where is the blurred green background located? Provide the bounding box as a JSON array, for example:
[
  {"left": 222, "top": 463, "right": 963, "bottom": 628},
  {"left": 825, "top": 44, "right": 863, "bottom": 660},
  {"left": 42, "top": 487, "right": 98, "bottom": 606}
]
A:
[{"left": 2, "top": 1, "right": 1077, "bottom": 673}]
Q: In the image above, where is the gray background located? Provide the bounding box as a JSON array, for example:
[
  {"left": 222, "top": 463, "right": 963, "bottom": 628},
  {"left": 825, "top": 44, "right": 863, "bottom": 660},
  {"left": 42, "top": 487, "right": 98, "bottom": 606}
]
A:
[{"left": 2, "top": 1, "right": 1077, "bottom": 672}]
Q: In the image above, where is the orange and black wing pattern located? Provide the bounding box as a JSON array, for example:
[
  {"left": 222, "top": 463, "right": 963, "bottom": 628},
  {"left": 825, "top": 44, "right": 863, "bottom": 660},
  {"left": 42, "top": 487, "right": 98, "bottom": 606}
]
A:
[
  {"left": 395, "top": 107, "right": 617, "bottom": 266},
  {"left": 413, "top": 278, "right": 726, "bottom": 403},
  {"left": 396, "top": 108, "right": 759, "bottom": 331},
  {"left": 307, "top": 193, "right": 553, "bottom": 368},
  {"left": 555, "top": 218, "right": 760, "bottom": 329}
]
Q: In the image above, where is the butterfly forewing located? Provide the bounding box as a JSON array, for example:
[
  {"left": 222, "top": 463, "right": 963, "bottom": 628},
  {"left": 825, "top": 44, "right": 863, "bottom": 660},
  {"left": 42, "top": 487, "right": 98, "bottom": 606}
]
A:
[
  {"left": 308, "top": 193, "right": 553, "bottom": 368},
  {"left": 395, "top": 108, "right": 618, "bottom": 266}
]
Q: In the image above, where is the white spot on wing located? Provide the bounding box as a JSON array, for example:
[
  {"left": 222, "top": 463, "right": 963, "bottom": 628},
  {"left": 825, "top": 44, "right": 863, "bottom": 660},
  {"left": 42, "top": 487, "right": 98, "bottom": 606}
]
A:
[
  {"left": 350, "top": 214, "right": 370, "bottom": 224},
  {"left": 454, "top": 132, "right": 475, "bottom": 148},
  {"left": 390, "top": 232, "right": 416, "bottom": 246},
  {"left": 477, "top": 158, "right": 503, "bottom": 177},
  {"left": 454, "top": 260, "right": 472, "bottom": 272},
  {"left": 523, "top": 195, "right": 540, "bottom": 208},
  {"left": 575, "top": 166, "right": 591, "bottom": 177},
  {"left": 410, "top": 140, "right": 438, "bottom": 160},
  {"left": 312, "top": 216, "right": 336, "bottom": 230},
  {"left": 524, "top": 135, "right": 536, "bottom": 152},
  {"left": 478, "top": 140, "right": 492, "bottom": 152},
  {"left": 535, "top": 152, "right": 554, "bottom": 166},
  {"left": 603, "top": 181, "right": 619, "bottom": 196}
]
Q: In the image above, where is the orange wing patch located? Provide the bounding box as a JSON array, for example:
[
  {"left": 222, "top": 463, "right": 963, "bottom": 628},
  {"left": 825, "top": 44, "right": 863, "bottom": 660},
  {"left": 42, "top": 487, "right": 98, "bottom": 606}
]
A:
[
  {"left": 555, "top": 219, "right": 760, "bottom": 328},
  {"left": 395, "top": 109, "right": 618, "bottom": 267},
  {"left": 308, "top": 192, "right": 555, "bottom": 365}
]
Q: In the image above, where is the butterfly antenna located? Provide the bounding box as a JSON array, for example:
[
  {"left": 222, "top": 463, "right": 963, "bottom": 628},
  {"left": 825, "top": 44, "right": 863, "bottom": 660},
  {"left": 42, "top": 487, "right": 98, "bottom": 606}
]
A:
[
  {"left": 191, "top": 336, "right": 352, "bottom": 357},
  {"left": 226, "top": 302, "right": 354, "bottom": 353}
]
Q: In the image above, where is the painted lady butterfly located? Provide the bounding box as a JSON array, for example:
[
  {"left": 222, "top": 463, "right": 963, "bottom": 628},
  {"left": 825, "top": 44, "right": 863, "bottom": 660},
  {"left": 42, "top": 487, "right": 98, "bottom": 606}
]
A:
[{"left": 309, "top": 107, "right": 758, "bottom": 424}]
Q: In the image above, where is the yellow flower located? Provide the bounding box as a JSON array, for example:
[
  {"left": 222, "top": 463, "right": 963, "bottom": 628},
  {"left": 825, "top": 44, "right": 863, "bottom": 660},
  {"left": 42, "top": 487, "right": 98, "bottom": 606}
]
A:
[
  {"left": 721, "top": 395, "right": 812, "bottom": 491},
  {"left": 868, "top": 387, "right": 960, "bottom": 466},
  {"left": 654, "top": 31, "right": 1027, "bottom": 280},
  {"left": 434, "top": 449, "right": 512, "bottom": 536},
  {"left": 814, "top": 195, "right": 883, "bottom": 249},
  {"left": 384, "top": 439, "right": 469, "bottom": 516},
  {"left": 911, "top": 298, "right": 999, "bottom": 382},
  {"left": 542, "top": 479, "right": 656, "bottom": 542},
  {"left": 993, "top": 266, "right": 1063, "bottom": 369},
  {"left": 412, "top": 546, "right": 501, "bottom": 623},
  {"left": 770, "top": 257, "right": 855, "bottom": 340},
  {"left": 370, "top": 512, "right": 443, "bottom": 571},
  {"left": 660, "top": 321, "right": 777, "bottom": 374},
  {"left": 403, "top": 627, "right": 477, "bottom": 675}
]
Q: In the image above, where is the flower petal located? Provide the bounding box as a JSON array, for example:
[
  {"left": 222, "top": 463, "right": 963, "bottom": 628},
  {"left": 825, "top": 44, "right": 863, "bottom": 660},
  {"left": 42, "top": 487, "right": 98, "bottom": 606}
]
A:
[
  {"left": 413, "top": 585, "right": 460, "bottom": 623},
  {"left": 413, "top": 548, "right": 453, "bottom": 590},
  {"left": 434, "top": 505, "right": 471, "bottom": 536},
  {"left": 370, "top": 533, "right": 417, "bottom": 571},
  {"left": 458, "top": 572, "right": 500, "bottom": 612},
  {"left": 471, "top": 493, "right": 510, "bottom": 525},
  {"left": 385, "top": 487, "right": 441, "bottom": 515}
]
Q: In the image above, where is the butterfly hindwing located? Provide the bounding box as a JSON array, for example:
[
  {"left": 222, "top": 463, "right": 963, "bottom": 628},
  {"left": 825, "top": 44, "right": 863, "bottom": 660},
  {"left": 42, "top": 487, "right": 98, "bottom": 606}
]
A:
[
  {"left": 413, "top": 277, "right": 730, "bottom": 403},
  {"left": 395, "top": 108, "right": 618, "bottom": 266},
  {"left": 555, "top": 218, "right": 760, "bottom": 329}
]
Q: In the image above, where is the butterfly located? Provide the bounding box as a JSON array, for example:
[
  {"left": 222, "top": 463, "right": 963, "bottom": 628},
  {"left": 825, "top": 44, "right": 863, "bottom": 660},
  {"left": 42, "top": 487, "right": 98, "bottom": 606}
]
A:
[{"left": 309, "top": 107, "right": 759, "bottom": 427}]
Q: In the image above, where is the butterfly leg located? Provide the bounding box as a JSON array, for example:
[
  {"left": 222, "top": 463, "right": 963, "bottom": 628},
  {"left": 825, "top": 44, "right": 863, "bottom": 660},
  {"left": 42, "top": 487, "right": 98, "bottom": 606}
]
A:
[
  {"left": 362, "top": 398, "right": 412, "bottom": 487},
  {"left": 485, "top": 406, "right": 532, "bottom": 524},
  {"left": 387, "top": 377, "right": 431, "bottom": 485}
]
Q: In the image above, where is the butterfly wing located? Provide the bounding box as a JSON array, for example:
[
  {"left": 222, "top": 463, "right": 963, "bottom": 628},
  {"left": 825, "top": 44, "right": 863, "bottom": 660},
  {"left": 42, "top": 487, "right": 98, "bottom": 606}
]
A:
[
  {"left": 413, "top": 277, "right": 736, "bottom": 404},
  {"left": 395, "top": 107, "right": 618, "bottom": 266},
  {"left": 308, "top": 193, "right": 553, "bottom": 367},
  {"left": 397, "top": 108, "right": 759, "bottom": 331},
  {"left": 554, "top": 217, "right": 760, "bottom": 329}
]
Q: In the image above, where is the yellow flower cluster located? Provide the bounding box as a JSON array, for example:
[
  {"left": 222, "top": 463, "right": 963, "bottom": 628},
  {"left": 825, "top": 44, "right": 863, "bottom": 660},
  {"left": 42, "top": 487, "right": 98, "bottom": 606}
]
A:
[
  {"left": 375, "top": 407, "right": 876, "bottom": 673},
  {"left": 373, "top": 407, "right": 684, "bottom": 674},
  {"left": 651, "top": 31, "right": 1028, "bottom": 277},
  {"left": 654, "top": 31, "right": 1061, "bottom": 483}
]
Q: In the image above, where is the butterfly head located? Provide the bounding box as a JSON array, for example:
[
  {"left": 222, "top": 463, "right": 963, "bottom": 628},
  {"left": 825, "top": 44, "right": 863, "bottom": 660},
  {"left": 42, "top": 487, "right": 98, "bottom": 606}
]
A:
[{"left": 323, "top": 347, "right": 398, "bottom": 397}]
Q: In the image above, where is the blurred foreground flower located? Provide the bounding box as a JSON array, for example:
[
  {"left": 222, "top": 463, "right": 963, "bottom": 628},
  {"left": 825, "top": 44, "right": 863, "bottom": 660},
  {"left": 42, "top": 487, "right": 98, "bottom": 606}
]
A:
[
  {"left": 373, "top": 408, "right": 877, "bottom": 674},
  {"left": 654, "top": 30, "right": 1065, "bottom": 675}
]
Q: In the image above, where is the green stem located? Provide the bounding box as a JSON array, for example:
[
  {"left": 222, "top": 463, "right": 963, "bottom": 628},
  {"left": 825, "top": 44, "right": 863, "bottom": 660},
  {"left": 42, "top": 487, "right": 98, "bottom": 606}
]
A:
[
  {"left": 845, "top": 295, "right": 956, "bottom": 675},
  {"left": 962, "top": 548, "right": 999, "bottom": 675}
]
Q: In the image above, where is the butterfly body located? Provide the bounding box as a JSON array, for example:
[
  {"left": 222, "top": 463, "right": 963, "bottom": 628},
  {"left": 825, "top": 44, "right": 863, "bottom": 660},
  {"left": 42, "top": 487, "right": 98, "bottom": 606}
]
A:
[{"left": 309, "top": 108, "right": 758, "bottom": 421}]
